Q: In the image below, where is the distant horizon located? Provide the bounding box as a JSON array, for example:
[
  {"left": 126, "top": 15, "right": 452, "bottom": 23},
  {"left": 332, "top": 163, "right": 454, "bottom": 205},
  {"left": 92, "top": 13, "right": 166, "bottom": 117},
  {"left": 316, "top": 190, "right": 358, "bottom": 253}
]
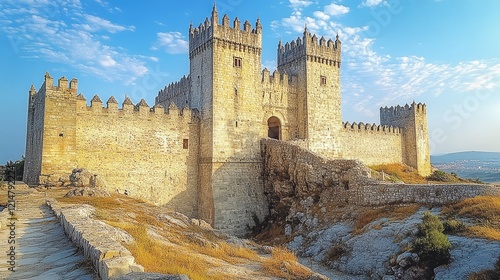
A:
[{"left": 431, "top": 150, "right": 500, "bottom": 157}]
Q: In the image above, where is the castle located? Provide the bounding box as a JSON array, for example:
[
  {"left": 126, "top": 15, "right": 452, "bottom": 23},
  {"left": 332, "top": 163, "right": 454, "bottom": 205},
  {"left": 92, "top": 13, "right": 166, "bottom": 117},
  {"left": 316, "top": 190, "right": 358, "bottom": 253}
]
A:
[{"left": 24, "top": 5, "right": 431, "bottom": 236}]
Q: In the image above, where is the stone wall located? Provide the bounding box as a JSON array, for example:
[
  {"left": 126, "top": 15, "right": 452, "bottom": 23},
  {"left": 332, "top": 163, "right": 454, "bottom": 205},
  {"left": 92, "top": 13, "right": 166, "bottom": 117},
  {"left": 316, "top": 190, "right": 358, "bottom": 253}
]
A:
[
  {"left": 24, "top": 74, "right": 200, "bottom": 217},
  {"left": 74, "top": 97, "right": 200, "bottom": 216},
  {"left": 46, "top": 199, "right": 143, "bottom": 280},
  {"left": 359, "top": 183, "right": 500, "bottom": 206},
  {"left": 261, "top": 139, "right": 500, "bottom": 209},
  {"left": 340, "top": 123, "right": 403, "bottom": 166}
]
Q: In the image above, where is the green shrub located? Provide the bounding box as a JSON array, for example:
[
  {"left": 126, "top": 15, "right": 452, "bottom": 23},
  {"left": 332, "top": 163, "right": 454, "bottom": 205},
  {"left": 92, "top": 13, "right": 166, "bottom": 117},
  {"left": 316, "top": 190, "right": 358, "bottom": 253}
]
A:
[
  {"left": 413, "top": 212, "right": 451, "bottom": 267},
  {"left": 418, "top": 211, "right": 444, "bottom": 234}
]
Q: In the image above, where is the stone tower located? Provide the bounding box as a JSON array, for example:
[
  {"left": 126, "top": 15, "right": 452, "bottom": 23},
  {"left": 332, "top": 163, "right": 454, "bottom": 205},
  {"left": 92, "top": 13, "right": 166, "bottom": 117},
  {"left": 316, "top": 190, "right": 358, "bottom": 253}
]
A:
[
  {"left": 380, "top": 102, "right": 432, "bottom": 176},
  {"left": 188, "top": 5, "right": 268, "bottom": 235},
  {"left": 23, "top": 72, "right": 79, "bottom": 185},
  {"left": 277, "top": 27, "right": 342, "bottom": 157}
]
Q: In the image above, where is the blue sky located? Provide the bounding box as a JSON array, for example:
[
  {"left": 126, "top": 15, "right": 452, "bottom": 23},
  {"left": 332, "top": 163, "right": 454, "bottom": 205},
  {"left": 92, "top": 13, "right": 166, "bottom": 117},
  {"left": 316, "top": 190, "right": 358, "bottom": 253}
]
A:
[{"left": 1, "top": 0, "right": 499, "bottom": 163}]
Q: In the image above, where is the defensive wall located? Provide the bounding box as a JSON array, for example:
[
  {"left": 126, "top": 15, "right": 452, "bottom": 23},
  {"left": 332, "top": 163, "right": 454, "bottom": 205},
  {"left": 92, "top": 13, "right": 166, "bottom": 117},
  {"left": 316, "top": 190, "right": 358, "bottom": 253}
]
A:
[
  {"left": 261, "top": 139, "right": 500, "bottom": 208},
  {"left": 24, "top": 73, "right": 200, "bottom": 216},
  {"left": 340, "top": 122, "right": 403, "bottom": 166}
]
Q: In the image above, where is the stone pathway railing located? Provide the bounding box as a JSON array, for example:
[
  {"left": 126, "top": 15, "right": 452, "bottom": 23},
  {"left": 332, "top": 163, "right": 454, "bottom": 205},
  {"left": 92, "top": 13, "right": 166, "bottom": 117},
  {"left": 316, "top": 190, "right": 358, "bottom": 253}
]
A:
[{"left": 46, "top": 198, "right": 145, "bottom": 280}]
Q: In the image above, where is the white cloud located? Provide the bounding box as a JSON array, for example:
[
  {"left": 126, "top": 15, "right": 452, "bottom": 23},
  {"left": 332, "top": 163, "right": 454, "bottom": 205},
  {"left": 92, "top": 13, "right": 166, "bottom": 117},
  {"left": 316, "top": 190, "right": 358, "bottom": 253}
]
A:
[
  {"left": 324, "top": 4, "right": 349, "bottom": 16},
  {"left": 83, "top": 14, "right": 134, "bottom": 33},
  {"left": 288, "top": 0, "right": 313, "bottom": 10},
  {"left": 360, "top": 0, "right": 387, "bottom": 8},
  {"left": 151, "top": 32, "right": 188, "bottom": 55},
  {"left": 0, "top": 1, "right": 148, "bottom": 84},
  {"left": 313, "top": 11, "right": 330, "bottom": 21}
]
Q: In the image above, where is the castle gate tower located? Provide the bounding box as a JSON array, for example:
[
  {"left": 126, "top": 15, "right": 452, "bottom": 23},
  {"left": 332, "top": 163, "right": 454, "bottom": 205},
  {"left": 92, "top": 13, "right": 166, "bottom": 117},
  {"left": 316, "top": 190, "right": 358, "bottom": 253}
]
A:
[
  {"left": 277, "top": 28, "right": 342, "bottom": 157},
  {"left": 188, "top": 5, "right": 268, "bottom": 235}
]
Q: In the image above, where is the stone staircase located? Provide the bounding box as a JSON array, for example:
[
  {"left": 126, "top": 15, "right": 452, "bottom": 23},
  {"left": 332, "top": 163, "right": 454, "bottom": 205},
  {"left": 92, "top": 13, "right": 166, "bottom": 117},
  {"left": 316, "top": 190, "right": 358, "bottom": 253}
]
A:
[{"left": 0, "top": 184, "right": 96, "bottom": 279}]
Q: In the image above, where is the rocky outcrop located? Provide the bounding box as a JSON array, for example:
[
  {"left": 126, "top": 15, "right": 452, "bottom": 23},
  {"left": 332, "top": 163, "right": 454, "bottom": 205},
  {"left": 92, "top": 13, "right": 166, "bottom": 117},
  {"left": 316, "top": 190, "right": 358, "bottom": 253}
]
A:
[
  {"left": 64, "top": 187, "right": 110, "bottom": 197},
  {"left": 68, "top": 168, "right": 106, "bottom": 188},
  {"left": 261, "top": 138, "right": 373, "bottom": 221}
]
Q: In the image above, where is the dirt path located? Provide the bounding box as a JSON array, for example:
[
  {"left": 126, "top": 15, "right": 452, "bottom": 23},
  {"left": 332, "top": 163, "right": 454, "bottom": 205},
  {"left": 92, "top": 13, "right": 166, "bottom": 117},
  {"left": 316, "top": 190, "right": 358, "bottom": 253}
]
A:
[{"left": 0, "top": 184, "right": 96, "bottom": 279}]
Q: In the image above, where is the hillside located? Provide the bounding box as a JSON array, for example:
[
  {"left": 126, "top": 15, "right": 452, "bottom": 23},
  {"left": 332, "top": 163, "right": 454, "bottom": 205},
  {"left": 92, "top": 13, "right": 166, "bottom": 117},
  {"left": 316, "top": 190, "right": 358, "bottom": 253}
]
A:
[{"left": 431, "top": 151, "right": 500, "bottom": 183}]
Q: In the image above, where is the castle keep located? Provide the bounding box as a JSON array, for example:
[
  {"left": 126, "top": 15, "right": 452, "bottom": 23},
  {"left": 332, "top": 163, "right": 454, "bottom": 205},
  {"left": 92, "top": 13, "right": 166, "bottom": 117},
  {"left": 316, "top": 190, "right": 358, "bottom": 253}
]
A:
[{"left": 24, "top": 6, "right": 431, "bottom": 236}]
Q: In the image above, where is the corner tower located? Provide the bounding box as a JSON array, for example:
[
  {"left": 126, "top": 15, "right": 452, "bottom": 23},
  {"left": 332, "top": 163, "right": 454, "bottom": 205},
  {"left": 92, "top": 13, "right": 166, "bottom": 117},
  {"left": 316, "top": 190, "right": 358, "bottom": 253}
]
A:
[
  {"left": 24, "top": 72, "right": 79, "bottom": 185},
  {"left": 188, "top": 5, "right": 267, "bottom": 235},
  {"left": 380, "top": 102, "right": 431, "bottom": 176},
  {"left": 277, "top": 28, "right": 342, "bottom": 157}
]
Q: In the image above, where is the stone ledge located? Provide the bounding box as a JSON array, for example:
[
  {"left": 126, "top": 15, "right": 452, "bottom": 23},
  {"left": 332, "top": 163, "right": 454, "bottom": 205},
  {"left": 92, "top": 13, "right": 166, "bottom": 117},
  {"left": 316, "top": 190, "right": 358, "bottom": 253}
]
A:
[{"left": 46, "top": 198, "right": 144, "bottom": 280}]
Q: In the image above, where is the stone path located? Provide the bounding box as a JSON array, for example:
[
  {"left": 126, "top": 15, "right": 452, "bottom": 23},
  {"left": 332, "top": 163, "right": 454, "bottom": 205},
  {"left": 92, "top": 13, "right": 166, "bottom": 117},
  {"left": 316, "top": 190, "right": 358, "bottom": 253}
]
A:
[{"left": 0, "top": 184, "right": 96, "bottom": 279}]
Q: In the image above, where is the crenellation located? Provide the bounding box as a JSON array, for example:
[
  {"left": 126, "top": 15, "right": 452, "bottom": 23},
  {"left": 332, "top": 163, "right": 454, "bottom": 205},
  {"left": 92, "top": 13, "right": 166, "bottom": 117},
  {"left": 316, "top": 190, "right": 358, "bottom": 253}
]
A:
[
  {"left": 58, "top": 76, "right": 68, "bottom": 89},
  {"left": 91, "top": 95, "right": 102, "bottom": 105},
  {"left": 233, "top": 17, "right": 240, "bottom": 30},
  {"left": 70, "top": 78, "right": 78, "bottom": 90},
  {"left": 222, "top": 14, "right": 229, "bottom": 26},
  {"left": 343, "top": 121, "right": 401, "bottom": 135},
  {"left": 278, "top": 29, "right": 340, "bottom": 68},
  {"left": 44, "top": 71, "right": 54, "bottom": 88}
]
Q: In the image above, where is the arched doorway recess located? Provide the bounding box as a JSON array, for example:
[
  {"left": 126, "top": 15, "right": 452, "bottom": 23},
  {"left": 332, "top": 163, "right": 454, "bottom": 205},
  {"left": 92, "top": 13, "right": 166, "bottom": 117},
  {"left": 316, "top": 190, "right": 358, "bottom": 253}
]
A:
[{"left": 267, "top": 116, "right": 281, "bottom": 140}]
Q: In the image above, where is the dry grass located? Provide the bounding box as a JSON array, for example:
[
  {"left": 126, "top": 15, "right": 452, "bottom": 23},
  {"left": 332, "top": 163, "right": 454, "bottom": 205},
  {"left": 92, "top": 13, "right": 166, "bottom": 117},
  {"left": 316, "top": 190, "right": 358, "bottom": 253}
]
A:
[
  {"left": 467, "top": 226, "right": 500, "bottom": 241},
  {"left": 443, "top": 196, "right": 500, "bottom": 241},
  {"left": 443, "top": 196, "right": 500, "bottom": 221},
  {"left": 118, "top": 223, "right": 217, "bottom": 280},
  {"left": 57, "top": 193, "right": 315, "bottom": 279},
  {"left": 354, "top": 204, "right": 420, "bottom": 234},
  {"left": 262, "top": 247, "right": 312, "bottom": 280},
  {"left": 370, "top": 163, "right": 427, "bottom": 184},
  {"left": 196, "top": 241, "right": 260, "bottom": 264}
]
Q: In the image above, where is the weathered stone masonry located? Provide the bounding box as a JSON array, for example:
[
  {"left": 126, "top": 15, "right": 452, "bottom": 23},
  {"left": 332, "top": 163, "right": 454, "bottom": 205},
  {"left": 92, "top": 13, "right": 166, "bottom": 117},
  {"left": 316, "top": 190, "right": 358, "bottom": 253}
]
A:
[
  {"left": 261, "top": 139, "right": 500, "bottom": 208},
  {"left": 25, "top": 5, "right": 433, "bottom": 236}
]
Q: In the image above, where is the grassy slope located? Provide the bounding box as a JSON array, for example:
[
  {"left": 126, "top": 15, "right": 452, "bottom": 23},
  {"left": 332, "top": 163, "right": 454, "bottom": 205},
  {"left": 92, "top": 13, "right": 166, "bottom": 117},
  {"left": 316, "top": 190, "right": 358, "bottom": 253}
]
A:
[{"left": 57, "top": 193, "right": 316, "bottom": 280}]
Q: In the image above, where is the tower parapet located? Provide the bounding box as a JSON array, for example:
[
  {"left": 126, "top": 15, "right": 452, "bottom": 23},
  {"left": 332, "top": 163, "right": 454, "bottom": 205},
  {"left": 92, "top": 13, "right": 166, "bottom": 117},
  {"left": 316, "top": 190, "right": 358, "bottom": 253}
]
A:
[
  {"left": 277, "top": 28, "right": 341, "bottom": 68},
  {"left": 189, "top": 5, "right": 262, "bottom": 59},
  {"left": 380, "top": 101, "right": 431, "bottom": 176},
  {"left": 380, "top": 102, "right": 426, "bottom": 124}
]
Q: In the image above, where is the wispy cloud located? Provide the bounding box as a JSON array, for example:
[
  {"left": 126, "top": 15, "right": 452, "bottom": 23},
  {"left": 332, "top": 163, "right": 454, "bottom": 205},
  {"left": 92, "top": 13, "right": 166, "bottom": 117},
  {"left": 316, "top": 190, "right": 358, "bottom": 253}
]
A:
[
  {"left": 0, "top": 0, "right": 147, "bottom": 84},
  {"left": 274, "top": 0, "right": 500, "bottom": 118},
  {"left": 78, "top": 14, "right": 135, "bottom": 33},
  {"left": 151, "top": 32, "right": 188, "bottom": 55}
]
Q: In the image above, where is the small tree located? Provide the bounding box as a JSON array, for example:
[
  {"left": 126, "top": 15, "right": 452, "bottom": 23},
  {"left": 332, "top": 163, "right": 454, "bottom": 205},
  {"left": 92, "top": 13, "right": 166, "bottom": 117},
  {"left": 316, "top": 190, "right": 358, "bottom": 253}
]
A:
[
  {"left": 413, "top": 212, "right": 451, "bottom": 268},
  {"left": 4, "top": 156, "right": 24, "bottom": 181}
]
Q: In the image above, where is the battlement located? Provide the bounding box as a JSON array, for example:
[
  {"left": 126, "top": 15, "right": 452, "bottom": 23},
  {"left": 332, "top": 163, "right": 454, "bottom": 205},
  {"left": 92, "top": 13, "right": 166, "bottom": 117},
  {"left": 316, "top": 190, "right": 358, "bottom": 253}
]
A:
[
  {"left": 343, "top": 122, "right": 401, "bottom": 134},
  {"left": 39, "top": 72, "right": 78, "bottom": 94},
  {"left": 189, "top": 5, "right": 262, "bottom": 58},
  {"left": 380, "top": 102, "right": 426, "bottom": 123},
  {"left": 156, "top": 75, "right": 191, "bottom": 104},
  {"left": 277, "top": 28, "right": 341, "bottom": 68},
  {"left": 261, "top": 68, "right": 296, "bottom": 86},
  {"left": 77, "top": 94, "right": 194, "bottom": 119}
]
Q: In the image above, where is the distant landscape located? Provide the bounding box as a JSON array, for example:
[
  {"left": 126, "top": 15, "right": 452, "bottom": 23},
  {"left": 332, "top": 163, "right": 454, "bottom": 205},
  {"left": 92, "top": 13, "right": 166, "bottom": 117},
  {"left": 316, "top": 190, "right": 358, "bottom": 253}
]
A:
[{"left": 431, "top": 151, "right": 500, "bottom": 183}]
